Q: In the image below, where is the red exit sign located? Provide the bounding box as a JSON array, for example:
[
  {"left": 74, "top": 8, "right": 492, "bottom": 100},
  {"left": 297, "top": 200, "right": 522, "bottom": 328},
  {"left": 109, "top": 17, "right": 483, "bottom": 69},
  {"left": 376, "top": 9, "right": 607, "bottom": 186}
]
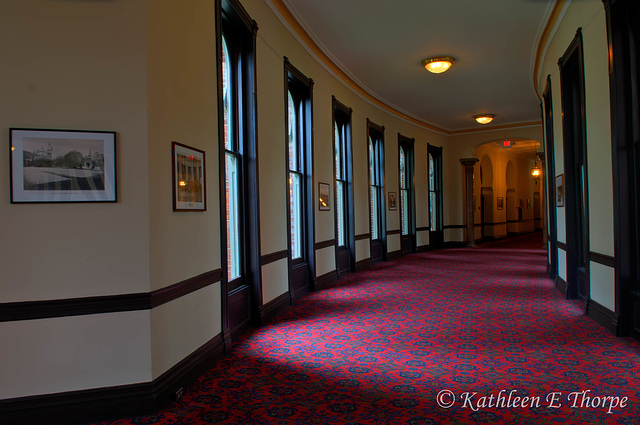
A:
[{"left": 502, "top": 140, "right": 512, "bottom": 148}]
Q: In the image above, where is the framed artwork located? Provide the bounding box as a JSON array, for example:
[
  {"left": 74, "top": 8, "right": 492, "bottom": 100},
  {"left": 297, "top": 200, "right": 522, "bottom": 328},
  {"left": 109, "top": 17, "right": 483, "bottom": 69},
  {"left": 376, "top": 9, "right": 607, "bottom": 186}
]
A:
[
  {"left": 10, "top": 128, "right": 116, "bottom": 203},
  {"left": 556, "top": 174, "right": 564, "bottom": 207},
  {"left": 497, "top": 197, "right": 504, "bottom": 210},
  {"left": 172, "top": 142, "right": 206, "bottom": 211},
  {"left": 318, "top": 182, "right": 330, "bottom": 210},
  {"left": 388, "top": 192, "right": 397, "bottom": 210}
]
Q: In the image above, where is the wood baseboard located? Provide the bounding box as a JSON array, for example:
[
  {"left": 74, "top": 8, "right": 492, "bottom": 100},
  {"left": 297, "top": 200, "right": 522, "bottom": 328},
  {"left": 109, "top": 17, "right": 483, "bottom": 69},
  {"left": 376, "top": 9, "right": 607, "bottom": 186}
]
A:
[
  {"left": 314, "top": 271, "right": 337, "bottom": 291},
  {"left": 259, "top": 292, "right": 290, "bottom": 325},
  {"left": 586, "top": 299, "right": 619, "bottom": 336},
  {"left": 0, "top": 334, "right": 225, "bottom": 425}
]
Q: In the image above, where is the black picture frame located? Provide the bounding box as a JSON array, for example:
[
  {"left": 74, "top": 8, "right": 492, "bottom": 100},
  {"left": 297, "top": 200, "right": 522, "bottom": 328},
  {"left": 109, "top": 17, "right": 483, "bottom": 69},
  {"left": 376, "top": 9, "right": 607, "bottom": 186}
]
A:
[
  {"left": 318, "top": 182, "right": 330, "bottom": 211},
  {"left": 172, "top": 142, "right": 206, "bottom": 211},
  {"left": 10, "top": 128, "right": 117, "bottom": 203}
]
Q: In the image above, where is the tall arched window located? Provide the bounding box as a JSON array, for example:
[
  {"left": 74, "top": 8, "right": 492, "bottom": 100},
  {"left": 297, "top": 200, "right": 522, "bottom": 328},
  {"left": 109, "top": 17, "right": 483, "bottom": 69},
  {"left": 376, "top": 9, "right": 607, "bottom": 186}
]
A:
[
  {"left": 285, "top": 59, "right": 314, "bottom": 299},
  {"left": 217, "top": 0, "right": 261, "bottom": 343}
]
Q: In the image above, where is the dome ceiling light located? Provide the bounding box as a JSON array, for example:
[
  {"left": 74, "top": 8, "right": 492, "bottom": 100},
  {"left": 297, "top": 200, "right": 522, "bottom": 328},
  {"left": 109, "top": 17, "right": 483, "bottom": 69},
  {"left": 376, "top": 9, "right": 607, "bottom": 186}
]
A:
[
  {"left": 422, "top": 56, "right": 455, "bottom": 74},
  {"left": 474, "top": 114, "right": 495, "bottom": 125}
]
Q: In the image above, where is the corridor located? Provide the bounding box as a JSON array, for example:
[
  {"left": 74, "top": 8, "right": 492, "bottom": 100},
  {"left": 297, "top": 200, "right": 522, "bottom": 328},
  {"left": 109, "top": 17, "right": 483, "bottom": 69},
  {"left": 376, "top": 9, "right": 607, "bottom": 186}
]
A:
[{"left": 91, "top": 234, "right": 640, "bottom": 424}]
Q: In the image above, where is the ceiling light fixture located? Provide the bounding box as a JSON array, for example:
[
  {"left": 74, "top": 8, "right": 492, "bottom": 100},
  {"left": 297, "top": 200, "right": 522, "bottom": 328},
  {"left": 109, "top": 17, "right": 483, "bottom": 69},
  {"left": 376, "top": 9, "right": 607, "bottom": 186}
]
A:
[
  {"left": 422, "top": 56, "right": 455, "bottom": 74},
  {"left": 474, "top": 114, "right": 495, "bottom": 125}
]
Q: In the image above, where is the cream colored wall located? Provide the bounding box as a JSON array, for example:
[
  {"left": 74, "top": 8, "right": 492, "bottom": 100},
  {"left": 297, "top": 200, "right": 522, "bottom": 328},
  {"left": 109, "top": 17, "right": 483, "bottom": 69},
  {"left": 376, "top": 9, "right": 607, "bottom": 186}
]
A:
[
  {"left": 146, "top": 0, "right": 223, "bottom": 379},
  {"left": 1, "top": 311, "right": 152, "bottom": 400},
  {"left": 538, "top": 0, "right": 614, "bottom": 310},
  {"left": 0, "top": 0, "right": 152, "bottom": 399},
  {"left": 147, "top": 0, "right": 221, "bottom": 291}
]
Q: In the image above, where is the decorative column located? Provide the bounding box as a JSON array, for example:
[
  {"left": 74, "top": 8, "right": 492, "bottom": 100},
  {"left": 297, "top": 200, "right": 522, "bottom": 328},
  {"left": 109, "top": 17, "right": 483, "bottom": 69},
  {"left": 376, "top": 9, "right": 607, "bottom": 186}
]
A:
[{"left": 460, "top": 158, "right": 479, "bottom": 247}]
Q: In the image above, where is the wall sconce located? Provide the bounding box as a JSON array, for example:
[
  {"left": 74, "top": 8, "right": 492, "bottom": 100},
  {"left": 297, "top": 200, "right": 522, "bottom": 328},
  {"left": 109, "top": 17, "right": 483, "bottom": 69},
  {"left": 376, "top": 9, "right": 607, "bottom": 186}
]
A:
[{"left": 531, "top": 162, "right": 541, "bottom": 178}]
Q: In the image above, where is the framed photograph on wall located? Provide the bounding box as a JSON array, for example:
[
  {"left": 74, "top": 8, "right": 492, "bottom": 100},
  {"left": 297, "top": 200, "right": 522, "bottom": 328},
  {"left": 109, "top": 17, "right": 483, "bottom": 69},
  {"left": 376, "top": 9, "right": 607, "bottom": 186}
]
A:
[
  {"left": 10, "top": 128, "right": 116, "bottom": 203},
  {"left": 497, "top": 197, "right": 504, "bottom": 210},
  {"left": 556, "top": 174, "right": 564, "bottom": 207},
  {"left": 388, "top": 192, "right": 397, "bottom": 210},
  {"left": 172, "top": 142, "right": 206, "bottom": 211},
  {"left": 318, "top": 182, "right": 330, "bottom": 210}
]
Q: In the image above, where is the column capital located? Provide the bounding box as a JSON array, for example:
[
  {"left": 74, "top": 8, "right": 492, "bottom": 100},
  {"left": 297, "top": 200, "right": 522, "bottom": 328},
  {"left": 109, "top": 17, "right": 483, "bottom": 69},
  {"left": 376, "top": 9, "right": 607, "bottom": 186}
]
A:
[{"left": 459, "top": 158, "right": 479, "bottom": 168}]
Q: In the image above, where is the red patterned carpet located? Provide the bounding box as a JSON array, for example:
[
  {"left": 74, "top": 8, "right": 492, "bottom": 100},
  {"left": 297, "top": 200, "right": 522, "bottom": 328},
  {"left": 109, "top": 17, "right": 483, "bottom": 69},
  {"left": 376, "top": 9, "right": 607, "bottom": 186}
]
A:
[{"left": 92, "top": 233, "right": 640, "bottom": 424}]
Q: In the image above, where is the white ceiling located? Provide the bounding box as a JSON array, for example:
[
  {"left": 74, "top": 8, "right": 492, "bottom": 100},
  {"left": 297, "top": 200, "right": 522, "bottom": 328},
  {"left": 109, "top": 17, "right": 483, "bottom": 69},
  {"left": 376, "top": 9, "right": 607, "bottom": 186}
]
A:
[{"left": 280, "top": 0, "right": 553, "bottom": 132}]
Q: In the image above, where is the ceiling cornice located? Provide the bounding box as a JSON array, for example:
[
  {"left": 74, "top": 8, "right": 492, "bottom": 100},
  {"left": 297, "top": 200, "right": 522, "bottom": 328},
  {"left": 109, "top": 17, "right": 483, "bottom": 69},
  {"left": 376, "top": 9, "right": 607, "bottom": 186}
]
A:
[
  {"left": 270, "top": 0, "right": 544, "bottom": 136},
  {"left": 533, "top": 0, "right": 568, "bottom": 99}
]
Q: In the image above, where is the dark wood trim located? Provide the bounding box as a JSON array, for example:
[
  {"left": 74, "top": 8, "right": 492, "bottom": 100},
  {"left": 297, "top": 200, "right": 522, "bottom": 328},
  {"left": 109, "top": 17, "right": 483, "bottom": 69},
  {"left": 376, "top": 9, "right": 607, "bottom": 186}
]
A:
[
  {"left": 387, "top": 250, "right": 402, "bottom": 260},
  {"left": 484, "top": 221, "right": 508, "bottom": 226},
  {"left": 589, "top": 251, "right": 615, "bottom": 268},
  {"left": 314, "top": 239, "right": 336, "bottom": 250},
  {"left": 416, "top": 226, "right": 430, "bottom": 232},
  {"left": 153, "top": 334, "right": 225, "bottom": 405},
  {"left": 260, "top": 250, "right": 288, "bottom": 266},
  {"left": 443, "top": 224, "right": 465, "bottom": 229},
  {"left": 355, "top": 258, "right": 372, "bottom": 272},
  {"left": 0, "top": 293, "right": 150, "bottom": 323},
  {"left": 557, "top": 241, "right": 568, "bottom": 251},
  {"left": 556, "top": 276, "right": 568, "bottom": 298},
  {"left": 314, "top": 270, "right": 337, "bottom": 291},
  {"left": 386, "top": 229, "right": 401, "bottom": 235},
  {"left": 259, "top": 292, "right": 290, "bottom": 325},
  {"left": 355, "top": 233, "right": 369, "bottom": 241},
  {"left": 444, "top": 241, "right": 466, "bottom": 248},
  {"left": 586, "top": 299, "right": 619, "bottom": 335},
  {"left": 0, "top": 269, "right": 222, "bottom": 323},
  {"left": 0, "top": 334, "right": 225, "bottom": 425},
  {"left": 151, "top": 269, "right": 222, "bottom": 308},
  {"left": 0, "top": 383, "right": 155, "bottom": 425}
]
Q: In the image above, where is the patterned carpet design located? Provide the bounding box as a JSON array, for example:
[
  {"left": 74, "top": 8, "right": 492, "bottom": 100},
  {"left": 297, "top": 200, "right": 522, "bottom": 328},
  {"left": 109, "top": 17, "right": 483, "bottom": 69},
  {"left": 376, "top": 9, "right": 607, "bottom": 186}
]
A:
[{"left": 92, "top": 233, "right": 640, "bottom": 424}]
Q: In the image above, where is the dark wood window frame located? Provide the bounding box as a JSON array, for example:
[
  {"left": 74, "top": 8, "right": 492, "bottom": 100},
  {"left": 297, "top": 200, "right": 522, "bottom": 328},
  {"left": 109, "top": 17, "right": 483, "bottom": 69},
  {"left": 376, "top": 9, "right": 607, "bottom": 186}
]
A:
[
  {"left": 216, "top": 0, "right": 262, "bottom": 350},
  {"left": 284, "top": 57, "right": 316, "bottom": 301},
  {"left": 428, "top": 144, "right": 444, "bottom": 248},
  {"left": 603, "top": 0, "right": 640, "bottom": 338},
  {"left": 558, "top": 27, "right": 590, "bottom": 303},
  {"left": 367, "top": 119, "right": 386, "bottom": 263},
  {"left": 543, "top": 75, "right": 558, "bottom": 280},
  {"left": 398, "top": 134, "right": 416, "bottom": 254},
  {"left": 333, "top": 97, "right": 355, "bottom": 275}
]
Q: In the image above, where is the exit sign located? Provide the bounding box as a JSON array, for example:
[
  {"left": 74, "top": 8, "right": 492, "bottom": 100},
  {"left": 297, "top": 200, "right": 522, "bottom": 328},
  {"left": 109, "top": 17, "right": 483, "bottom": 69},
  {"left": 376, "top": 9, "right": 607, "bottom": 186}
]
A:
[{"left": 503, "top": 140, "right": 512, "bottom": 148}]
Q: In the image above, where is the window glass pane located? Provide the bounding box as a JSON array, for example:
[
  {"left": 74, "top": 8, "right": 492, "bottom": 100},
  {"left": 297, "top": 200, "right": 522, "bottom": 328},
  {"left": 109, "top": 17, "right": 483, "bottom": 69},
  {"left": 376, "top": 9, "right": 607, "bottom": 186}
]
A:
[
  {"left": 370, "top": 185, "right": 378, "bottom": 239},
  {"left": 289, "top": 172, "right": 302, "bottom": 259},
  {"left": 401, "top": 189, "right": 409, "bottom": 235},
  {"left": 429, "top": 153, "right": 435, "bottom": 191},
  {"left": 222, "top": 36, "right": 232, "bottom": 151},
  {"left": 430, "top": 192, "right": 437, "bottom": 231},
  {"left": 368, "top": 137, "right": 375, "bottom": 185},
  {"left": 336, "top": 181, "right": 345, "bottom": 246},
  {"left": 288, "top": 92, "right": 297, "bottom": 171},
  {"left": 226, "top": 152, "right": 240, "bottom": 280},
  {"left": 335, "top": 123, "right": 341, "bottom": 179},
  {"left": 400, "top": 147, "right": 406, "bottom": 189}
]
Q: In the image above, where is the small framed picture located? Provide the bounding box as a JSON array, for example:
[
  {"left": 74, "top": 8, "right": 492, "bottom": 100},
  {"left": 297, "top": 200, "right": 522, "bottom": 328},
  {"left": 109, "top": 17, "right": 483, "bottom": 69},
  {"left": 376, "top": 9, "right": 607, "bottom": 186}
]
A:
[
  {"left": 10, "top": 128, "right": 116, "bottom": 203},
  {"left": 497, "top": 197, "right": 504, "bottom": 210},
  {"left": 172, "top": 142, "right": 206, "bottom": 211},
  {"left": 388, "top": 192, "right": 397, "bottom": 210},
  {"left": 556, "top": 174, "right": 564, "bottom": 207},
  {"left": 318, "top": 182, "right": 330, "bottom": 211}
]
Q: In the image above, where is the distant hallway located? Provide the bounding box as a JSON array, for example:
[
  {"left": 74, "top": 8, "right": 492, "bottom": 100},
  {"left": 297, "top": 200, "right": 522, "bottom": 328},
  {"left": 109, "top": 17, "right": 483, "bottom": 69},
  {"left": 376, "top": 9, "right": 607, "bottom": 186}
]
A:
[{"left": 94, "top": 233, "right": 640, "bottom": 424}]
